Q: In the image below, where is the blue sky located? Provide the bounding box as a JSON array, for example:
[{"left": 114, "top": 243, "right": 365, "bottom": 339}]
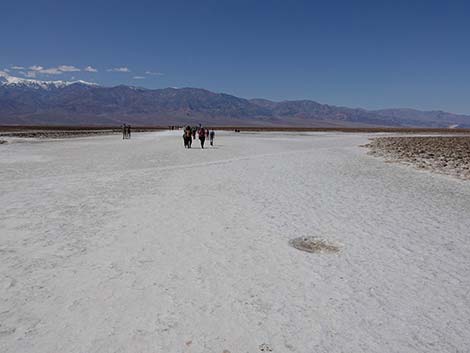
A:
[{"left": 1, "top": 0, "right": 470, "bottom": 113}]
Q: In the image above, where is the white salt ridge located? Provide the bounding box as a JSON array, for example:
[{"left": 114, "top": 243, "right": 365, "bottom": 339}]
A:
[{"left": 0, "top": 131, "right": 469, "bottom": 353}]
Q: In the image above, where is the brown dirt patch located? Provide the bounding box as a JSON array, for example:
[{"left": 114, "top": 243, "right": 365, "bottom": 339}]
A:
[
  {"left": 365, "top": 136, "right": 470, "bottom": 180},
  {"left": 289, "top": 237, "right": 340, "bottom": 254}
]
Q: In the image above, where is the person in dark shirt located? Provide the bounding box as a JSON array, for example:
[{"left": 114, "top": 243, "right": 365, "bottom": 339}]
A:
[
  {"left": 198, "top": 127, "right": 206, "bottom": 149},
  {"left": 183, "top": 125, "right": 192, "bottom": 148}
]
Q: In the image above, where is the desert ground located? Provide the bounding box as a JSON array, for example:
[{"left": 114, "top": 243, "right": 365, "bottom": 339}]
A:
[
  {"left": 366, "top": 136, "right": 470, "bottom": 180},
  {"left": 1, "top": 131, "right": 470, "bottom": 353}
]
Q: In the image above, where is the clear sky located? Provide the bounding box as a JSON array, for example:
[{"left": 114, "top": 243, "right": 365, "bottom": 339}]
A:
[{"left": 1, "top": 0, "right": 470, "bottom": 113}]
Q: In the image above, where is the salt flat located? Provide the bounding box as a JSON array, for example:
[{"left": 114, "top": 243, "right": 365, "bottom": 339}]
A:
[{"left": 1, "top": 131, "right": 470, "bottom": 353}]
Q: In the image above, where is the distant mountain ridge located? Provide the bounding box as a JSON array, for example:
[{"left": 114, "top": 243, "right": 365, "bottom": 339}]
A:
[
  {"left": 0, "top": 71, "right": 97, "bottom": 90},
  {"left": 1, "top": 72, "right": 469, "bottom": 127}
]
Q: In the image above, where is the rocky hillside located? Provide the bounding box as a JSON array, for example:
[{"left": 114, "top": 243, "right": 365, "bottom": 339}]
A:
[{"left": 1, "top": 72, "right": 469, "bottom": 127}]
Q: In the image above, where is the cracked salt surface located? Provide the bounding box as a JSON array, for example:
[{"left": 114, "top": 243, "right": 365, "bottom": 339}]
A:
[{"left": 1, "top": 131, "right": 470, "bottom": 352}]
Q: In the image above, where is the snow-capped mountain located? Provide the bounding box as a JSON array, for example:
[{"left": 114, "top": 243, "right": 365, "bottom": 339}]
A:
[
  {"left": 0, "top": 71, "right": 96, "bottom": 90},
  {"left": 1, "top": 72, "right": 469, "bottom": 127}
]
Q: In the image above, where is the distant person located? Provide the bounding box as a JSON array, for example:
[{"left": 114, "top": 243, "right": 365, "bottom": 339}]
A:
[
  {"left": 198, "top": 127, "right": 206, "bottom": 149},
  {"left": 122, "top": 124, "right": 127, "bottom": 139},
  {"left": 209, "top": 129, "right": 215, "bottom": 146},
  {"left": 127, "top": 125, "right": 131, "bottom": 139},
  {"left": 205, "top": 128, "right": 209, "bottom": 138},
  {"left": 192, "top": 128, "right": 197, "bottom": 139}
]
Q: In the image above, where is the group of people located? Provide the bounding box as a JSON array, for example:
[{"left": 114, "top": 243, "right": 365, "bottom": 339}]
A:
[
  {"left": 120, "top": 123, "right": 215, "bottom": 148},
  {"left": 183, "top": 125, "right": 215, "bottom": 149},
  {"left": 122, "top": 124, "right": 132, "bottom": 139}
]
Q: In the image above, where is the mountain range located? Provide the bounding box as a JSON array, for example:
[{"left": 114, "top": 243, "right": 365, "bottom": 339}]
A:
[{"left": 1, "top": 72, "right": 469, "bottom": 128}]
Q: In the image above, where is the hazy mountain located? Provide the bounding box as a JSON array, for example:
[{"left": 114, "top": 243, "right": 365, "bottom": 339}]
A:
[
  {"left": 373, "top": 108, "right": 470, "bottom": 128},
  {"left": 1, "top": 72, "right": 469, "bottom": 127}
]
